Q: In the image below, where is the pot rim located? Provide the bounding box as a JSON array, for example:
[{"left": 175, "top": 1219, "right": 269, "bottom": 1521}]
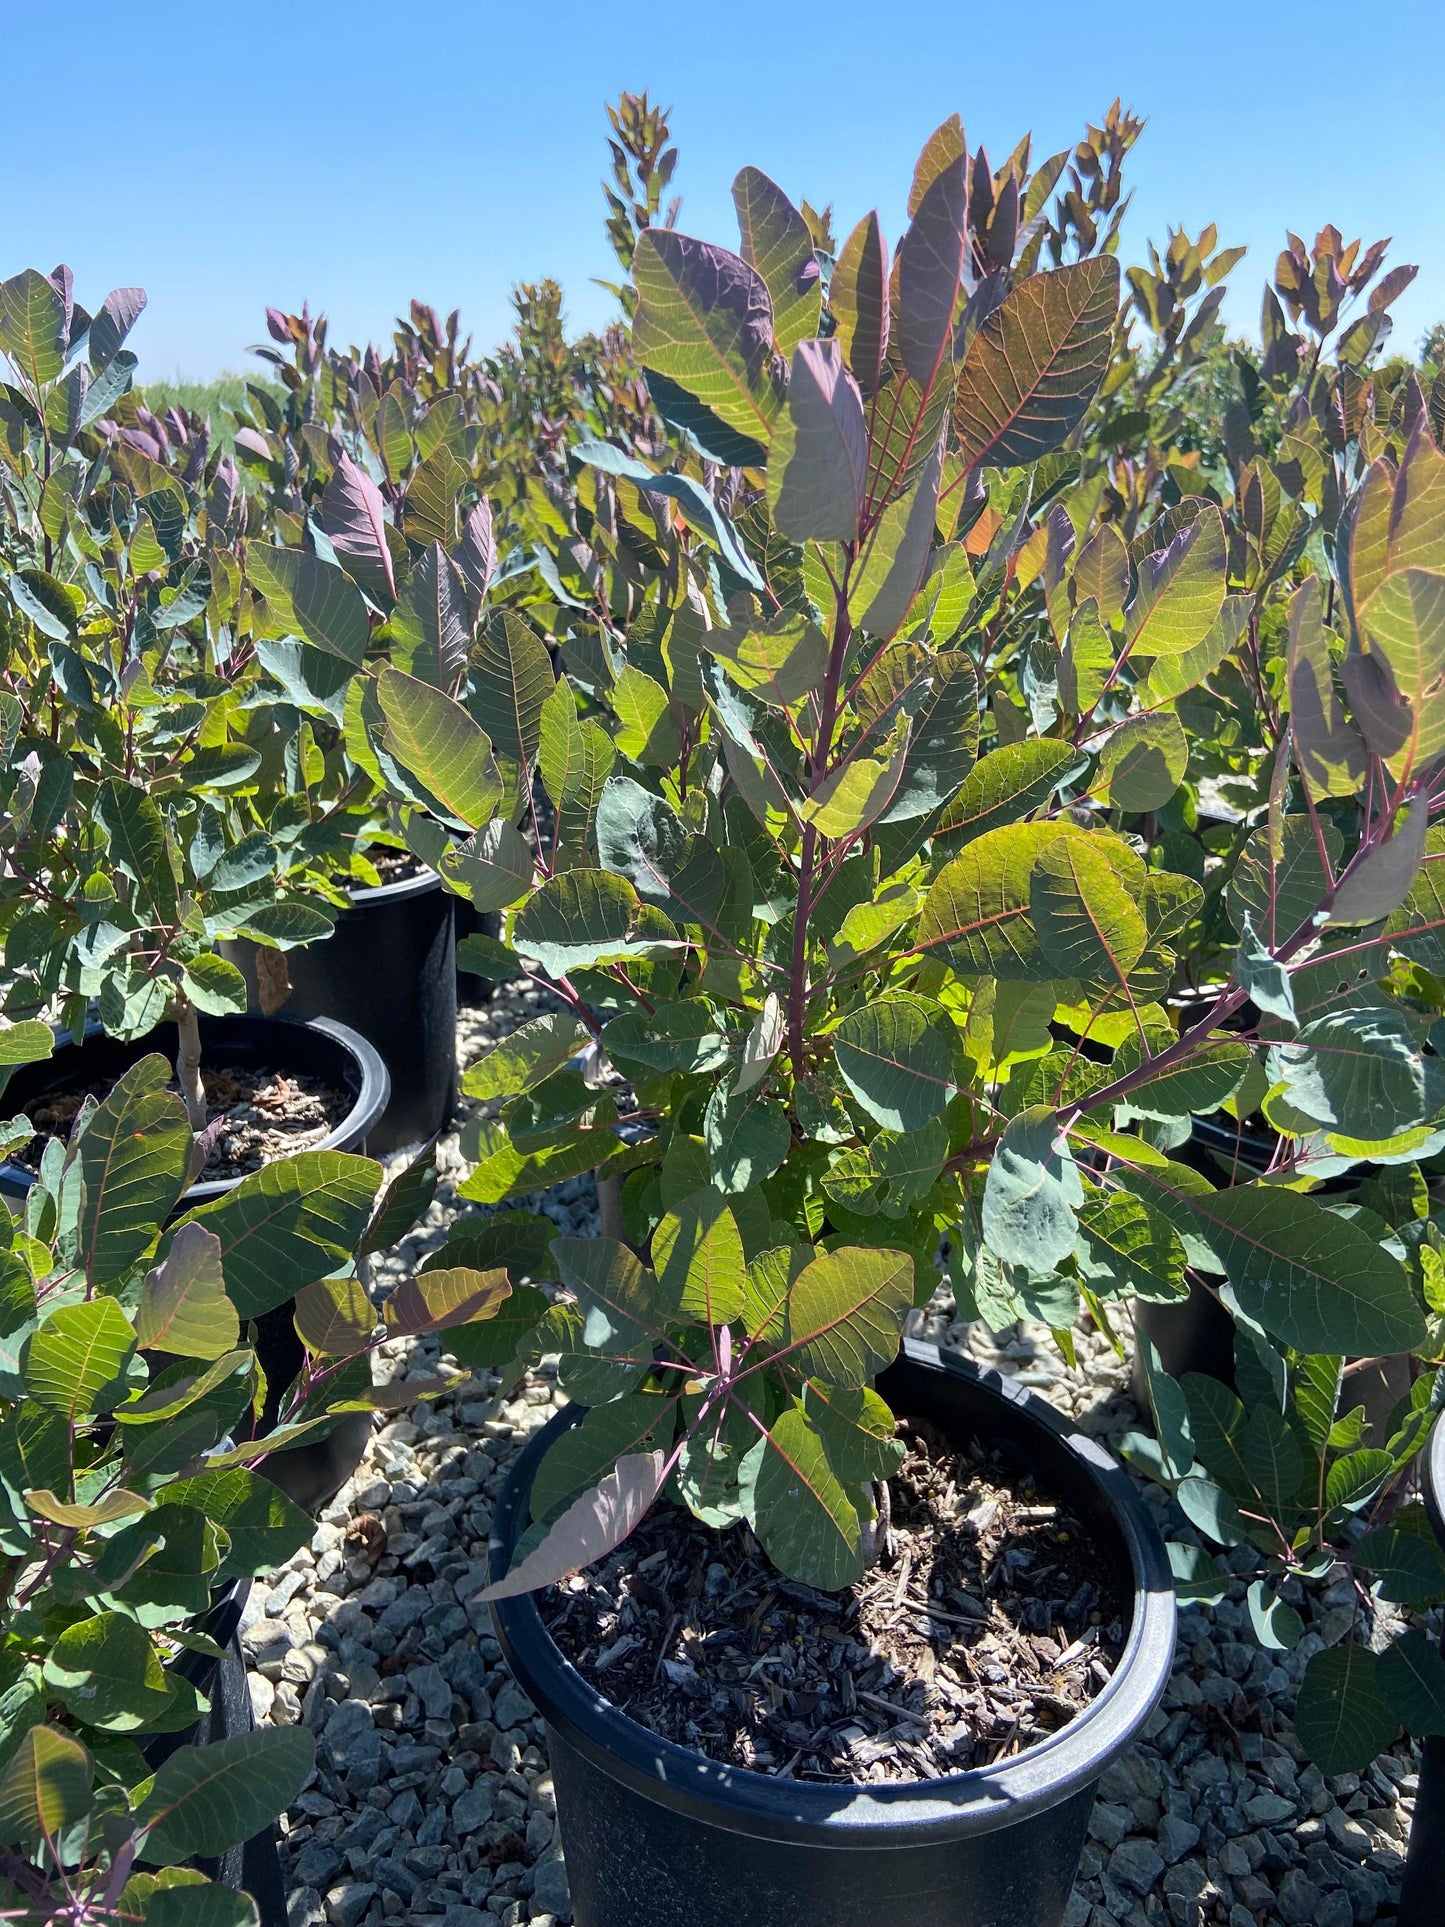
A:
[
  {"left": 344, "top": 864, "right": 441, "bottom": 909},
  {"left": 488, "top": 1337, "right": 1177, "bottom": 1848},
  {"left": 0, "top": 1011, "right": 390, "bottom": 1207}
]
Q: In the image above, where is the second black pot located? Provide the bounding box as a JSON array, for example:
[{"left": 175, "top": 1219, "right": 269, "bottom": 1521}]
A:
[
  {"left": 144, "top": 1581, "right": 286, "bottom": 1927},
  {"left": 489, "top": 1339, "right": 1176, "bottom": 1927},
  {"left": 226, "top": 866, "right": 456, "bottom": 1154},
  {"left": 0, "top": 1012, "right": 386, "bottom": 1516}
]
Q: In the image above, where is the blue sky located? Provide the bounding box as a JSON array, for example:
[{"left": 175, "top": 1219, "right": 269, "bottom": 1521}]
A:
[{"left": 5, "top": 0, "right": 1441, "bottom": 380}]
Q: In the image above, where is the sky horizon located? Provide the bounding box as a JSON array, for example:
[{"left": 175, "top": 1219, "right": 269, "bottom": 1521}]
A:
[{"left": 5, "top": 0, "right": 1442, "bottom": 385}]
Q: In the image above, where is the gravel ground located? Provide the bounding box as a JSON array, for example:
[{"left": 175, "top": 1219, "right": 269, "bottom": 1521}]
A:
[{"left": 250, "top": 985, "right": 1428, "bottom": 1927}]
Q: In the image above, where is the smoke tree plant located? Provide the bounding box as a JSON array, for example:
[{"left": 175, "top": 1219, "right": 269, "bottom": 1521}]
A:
[
  {"left": 0, "top": 267, "right": 380, "bottom": 1126},
  {"left": 0, "top": 1066, "right": 514, "bottom": 1919},
  {"left": 361, "top": 119, "right": 1445, "bottom": 1614}
]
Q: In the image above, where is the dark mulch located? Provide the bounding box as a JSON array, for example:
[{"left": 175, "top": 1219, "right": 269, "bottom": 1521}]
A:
[
  {"left": 541, "top": 1417, "right": 1127, "bottom": 1784},
  {"left": 13, "top": 1065, "right": 348, "bottom": 1181}
]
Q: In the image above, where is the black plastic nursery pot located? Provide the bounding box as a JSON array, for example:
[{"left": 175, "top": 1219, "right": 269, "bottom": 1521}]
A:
[
  {"left": 0, "top": 1011, "right": 387, "bottom": 1515},
  {"left": 226, "top": 866, "right": 456, "bottom": 1154},
  {"left": 489, "top": 1339, "right": 1177, "bottom": 1927},
  {"left": 1396, "top": 1413, "right": 1445, "bottom": 1927},
  {"left": 455, "top": 900, "right": 502, "bottom": 1007},
  {"left": 143, "top": 1580, "right": 287, "bottom": 1927}
]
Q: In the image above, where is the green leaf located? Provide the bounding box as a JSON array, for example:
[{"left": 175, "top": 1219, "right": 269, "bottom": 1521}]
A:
[
  {"left": 137, "top": 1727, "right": 315, "bottom": 1863},
  {"left": 1184, "top": 1184, "right": 1426, "bottom": 1356},
  {"left": 1076, "top": 1193, "right": 1188, "bottom": 1302},
  {"left": 96, "top": 778, "right": 177, "bottom": 923},
  {"left": 1137, "top": 1337, "right": 1194, "bottom": 1479},
  {"left": 76, "top": 1054, "right": 192, "bottom": 1288},
  {"left": 877, "top": 650, "right": 979, "bottom": 824},
  {"left": 11, "top": 568, "right": 82, "bottom": 641},
  {"left": 733, "top": 166, "right": 820, "bottom": 356},
  {"left": 181, "top": 954, "right": 248, "bottom": 1017},
  {"left": 444, "top": 818, "right": 534, "bottom": 912},
  {"left": 821, "top": 1119, "right": 948, "bottom": 1220},
  {"left": 1124, "top": 508, "right": 1228, "bottom": 658},
  {"left": 43, "top": 1612, "right": 174, "bottom": 1731},
  {"left": 376, "top": 667, "right": 501, "bottom": 828},
  {"left": 1167, "top": 1541, "right": 1230, "bottom": 1604},
  {"left": 1113, "top": 1036, "right": 1253, "bottom": 1120},
  {"left": 146, "top": 1880, "right": 260, "bottom": 1927},
  {"left": 832, "top": 992, "right": 956, "bottom": 1131},
  {"left": 0, "top": 270, "right": 67, "bottom": 385},
  {"left": 530, "top": 1395, "right": 670, "bottom": 1523},
  {"left": 981, "top": 1106, "right": 1083, "bottom": 1270},
  {"left": 1272, "top": 1006, "right": 1428, "bottom": 1137},
  {"left": 632, "top": 229, "right": 780, "bottom": 450},
  {"left": 1031, "top": 835, "right": 1146, "bottom": 996},
  {"left": 1377, "top": 1629, "right": 1445, "bottom": 1736},
  {"left": 935, "top": 739, "right": 1082, "bottom": 847},
  {"left": 707, "top": 609, "right": 827, "bottom": 709},
  {"left": 776, "top": 1245, "right": 912, "bottom": 1385},
  {"left": 801, "top": 1380, "right": 904, "bottom": 1481},
  {"left": 292, "top": 1272, "right": 376, "bottom": 1355},
  {"left": 390, "top": 542, "right": 469, "bottom": 690},
  {"left": 800, "top": 719, "right": 909, "bottom": 837},
  {"left": 157, "top": 1468, "right": 312, "bottom": 1582},
  {"left": 1288, "top": 578, "right": 1366, "bottom": 801},
  {"left": 0, "top": 1726, "right": 91, "bottom": 1851},
  {"left": 767, "top": 340, "right": 867, "bottom": 543},
  {"left": 1240, "top": 1401, "right": 1305, "bottom": 1509},
  {"left": 384, "top": 1264, "right": 510, "bottom": 1338},
  {"left": 952, "top": 258, "right": 1119, "bottom": 468},
  {"left": 551, "top": 1235, "right": 661, "bottom": 1355},
  {"left": 849, "top": 440, "right": 943, "bottom": 641},
  {"left": 1137, "top": 594, "right": 1251, "bottom": 706},
  {"left": 1359, "top": 568, "right": 1445, "bottom": 766},
  {"left": 24, "top": 1297, "right": 136, "bottom": 1421},
  {"left": 1324, "top": 1449, "right": 1394, "bottom": 1513},
  {"left": 653, "top": 1186, "right": 746, "bottom": 1324},
  {"left": 247, "top": 546, "right": 369, "bottom": 664},
  {"left": 513, "top": 869, "right": 680, "bottom": 978},
  {"left": 135, "top": 1223, "right": 239, "bottom": 1360},
  {"left": 1295, "top": 1644, "right": 1400, "bottom": 1775},
  {"left": 831, "top": 210, "right": 889, "bottom": 396},
  {"left": 469, "top": 611, "right": 554, "bottom": 777},
  {"left": 1095, "top": 713, "right": 1189, "bottom": 812},
  {"left": 917, "top": 821, "right": 1065, "bottom": 977},
  {"left": 609, "top": 671, "right": 678, "bottom": 774},
  {"left": 703, "top": 1079, "right": 792, "bottom": 1194},
  {"left": 461, "top": 1013, "right": 591, "bottom": 1101},
  {"left": 1353, "top": 1525, "right": 1445, "bottom": 1603},
  {"left": 1227, "top": 817, "right": 1340, "bottom": 945},
  {"left": 744, "top": 1405, "right": 865, "bottom": 1591},
  {"left": 604, "top": 1000, "right": 732, "bottom": 1077},
  {"left": 0, "top": 1021, "right": 53, "bottom": 1067},
  {"left": 1246, "top": 1579, "right": 1303, "bottom": 1652},
  {"left": 172, "top": 1151, "right": 381, "bottom": 1321}
]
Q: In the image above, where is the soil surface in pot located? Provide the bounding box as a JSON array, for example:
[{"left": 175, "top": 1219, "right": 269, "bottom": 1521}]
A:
[
  {"left": 14, "top": 1064, "right": 349, "bottom": 1181},
  {"left": 540, "top": 1416, "right": 1126, "bottom": 1784},
  {"left": 358, "top": 847, "right": 426, "bottom": 884}
]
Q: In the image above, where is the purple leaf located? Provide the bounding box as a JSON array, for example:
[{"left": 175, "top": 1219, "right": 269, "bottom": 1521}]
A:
[
  {"left": 89, "top": 287, "right": 148, "bottom": 372},
  {"left": 456, "top": 497, "right": 497, "bottom": 615},
  {"left": 832, "top": 211, "right": 889, "bottom": 398},
  {"left": 896, "top": 152, "right": 968, "bottom": 386},
  {"left": 323, "top": 453, "right": 396, "bottom": 606},
  {"left": 768, "top": 339, "right": 869, "bottom": 543},
  {"left": 476, "top": 1450, "right": 667, "bottom": 1600}
]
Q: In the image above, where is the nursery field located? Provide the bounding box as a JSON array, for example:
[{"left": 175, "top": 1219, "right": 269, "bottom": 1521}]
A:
[{"left": 1, "top": 87, "right": 1444, "bottom": 1927}]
